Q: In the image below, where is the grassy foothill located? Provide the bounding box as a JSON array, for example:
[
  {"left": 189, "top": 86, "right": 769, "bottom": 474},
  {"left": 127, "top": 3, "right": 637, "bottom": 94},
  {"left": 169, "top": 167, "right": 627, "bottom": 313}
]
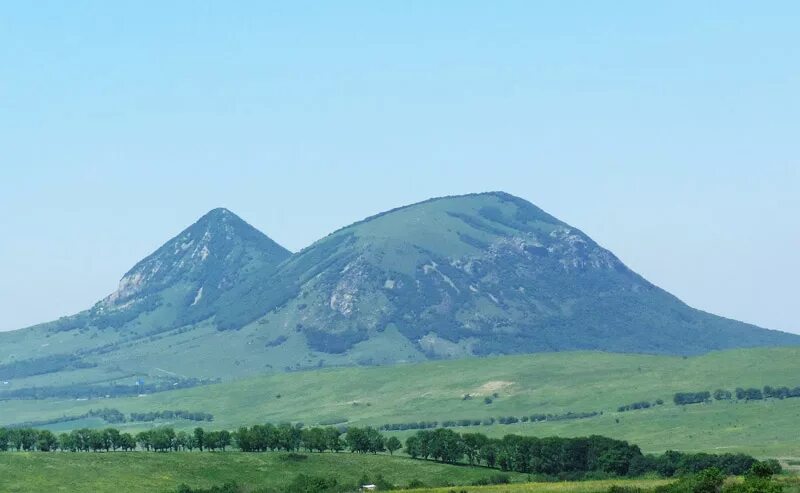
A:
[{"left": 0, "top": 451, "right": 527, "bottom": 493}]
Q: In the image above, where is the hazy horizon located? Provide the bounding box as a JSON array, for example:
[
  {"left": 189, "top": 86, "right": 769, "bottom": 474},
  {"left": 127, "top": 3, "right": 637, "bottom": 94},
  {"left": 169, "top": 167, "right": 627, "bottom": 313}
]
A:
[{"left": 1, "top": 2, "right": 798, "bottom": 334}]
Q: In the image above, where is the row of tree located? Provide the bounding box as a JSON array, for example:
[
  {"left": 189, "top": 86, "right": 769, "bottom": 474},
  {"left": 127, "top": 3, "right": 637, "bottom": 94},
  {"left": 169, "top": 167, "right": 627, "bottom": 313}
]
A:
[
  {"left": 0, "top": 378, "right": 213, "bottom": 400},
  {"left": 731, "top": 385, "right": 800, "bottom": 401},
  {"left": 403, "top": 429, "right": 766, "bottom": 479},
  {"left": 232, "top": 423, "right": 403, "bottom": 455},
  {"left": 675, "top": 384, "right": 800, "bottom": 406},
  {"left": 673, "top": 391, "right": 711, "bottom": 405},
  {"left": 0, "top": 423, "right": 774, "bottom": 483},
  {"left": 379, "top": 411, "right": 600, "bottom": 432},
  {"left": 0, "top": 426, "right": 232, "bottom": 453},
  {"left": 617, "top": 399, "right": 663, "bottom": 412},
  {"left": 0, "top": 425, "right": 398, "bottom": 455},
  {"left": 129, "top": 410, "right": 213, "bottom": 422},
  {"left": 6, "top": 408, "right": 213, "bottom": 430}
]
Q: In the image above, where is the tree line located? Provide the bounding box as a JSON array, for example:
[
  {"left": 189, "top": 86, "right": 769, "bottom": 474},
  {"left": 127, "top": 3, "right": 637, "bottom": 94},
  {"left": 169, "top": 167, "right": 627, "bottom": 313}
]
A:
[
  {"left": 129, "top": 410, "right": 213, "bottom": 422},
  {"left": 379, "top": 410, "right": 600, "bottom": 432},
  {"left": 1, "top": 423, "right": 776, "bottom": 484},
  {"left": 403, "top": 428, "right": 769, "bottom": 480},
  {"left": 617, "top": 399, "right": 663, "bottom": 412},
  {"left": 0, "top": 353, "right": 95, "bottom": 380},
  {"left": 6, "top": 408, "right": 213, "bottom": 429},
  {"left": 0, "top": 378, "right": 216, "bottom": 401},
  {"left": 674, "top": 383, "right": 800, "bottom": 406},
  {"left": 0, "top": 424, "right": 397, "bottom": 455}
]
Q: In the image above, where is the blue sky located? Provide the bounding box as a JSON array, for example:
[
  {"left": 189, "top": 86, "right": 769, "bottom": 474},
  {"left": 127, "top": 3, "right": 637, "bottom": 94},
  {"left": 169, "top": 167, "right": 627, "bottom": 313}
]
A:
[{"left": 1, "top": 1, "right": 798, "bottom": 333}]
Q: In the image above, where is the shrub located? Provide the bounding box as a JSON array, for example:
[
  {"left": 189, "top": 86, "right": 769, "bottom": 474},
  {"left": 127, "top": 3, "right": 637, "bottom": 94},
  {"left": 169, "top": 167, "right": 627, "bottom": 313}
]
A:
[
  {"left": 285, "top": 475, "right": 340, "bottom": 493},
  {"left": 176, "top": 482, "right": 241, "bottom": 493}
]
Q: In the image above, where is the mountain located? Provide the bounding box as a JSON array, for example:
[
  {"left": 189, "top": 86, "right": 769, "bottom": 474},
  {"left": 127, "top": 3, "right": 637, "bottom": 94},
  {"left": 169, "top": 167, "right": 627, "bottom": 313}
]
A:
[
  {"left": 0, "top": 208, "right": 291, "bottom": 381},
  {"left": 215, "top": 192, "right": 799, "bottom": 362},
  {"left": 54, "top": 207, "right": 291, "bottom": 334},
  {"left": 1, "top": 193, "right": 798, "bottom": 389},
  {"left": 97, "top": 207, "right": 290, "bottom": 324}
]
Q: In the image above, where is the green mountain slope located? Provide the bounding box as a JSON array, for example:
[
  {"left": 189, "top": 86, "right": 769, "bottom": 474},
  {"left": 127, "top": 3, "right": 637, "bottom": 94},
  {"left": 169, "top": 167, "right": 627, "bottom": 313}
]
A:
[
  {"left": 0, "top": 208, "right": 290, "bottom": 378},
  {"left": 216, "top": 192, "right": 799, "bottom": 362},
  {"left": 1, "top": 192, "right": 798, "bottom": 387}
]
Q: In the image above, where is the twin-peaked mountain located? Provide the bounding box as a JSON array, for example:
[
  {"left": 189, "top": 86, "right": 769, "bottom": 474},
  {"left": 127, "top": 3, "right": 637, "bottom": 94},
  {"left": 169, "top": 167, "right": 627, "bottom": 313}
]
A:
[{"left": 3, "top": 192, "right": 798, "bottom": 381}]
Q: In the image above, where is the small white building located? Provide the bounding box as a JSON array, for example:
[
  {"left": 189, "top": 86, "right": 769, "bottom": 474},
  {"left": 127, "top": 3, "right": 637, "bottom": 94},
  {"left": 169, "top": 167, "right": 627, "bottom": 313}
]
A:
[{"left": 360, "top": 485, "right": 377, "bottom": 492}]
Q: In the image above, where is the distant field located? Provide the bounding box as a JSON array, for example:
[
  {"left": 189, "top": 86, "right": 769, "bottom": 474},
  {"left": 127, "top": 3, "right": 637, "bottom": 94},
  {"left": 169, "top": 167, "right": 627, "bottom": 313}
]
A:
[
  {"left": 2, "top": 348, "right": 800, "bottom": 456},
  {"left": 0, "top": 451, "right": 527, "bottom": 493}
]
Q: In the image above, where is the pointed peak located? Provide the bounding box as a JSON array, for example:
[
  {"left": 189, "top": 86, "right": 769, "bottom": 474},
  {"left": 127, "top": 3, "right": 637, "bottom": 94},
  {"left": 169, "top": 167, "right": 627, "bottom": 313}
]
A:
[
  {"left": 196, "top": 207, "right": 238, "bottom": 225},
  {"left": 188, "top": 208, "right": 257, "bottom": 237},
  {"left": 99, "top": 208, "right": 291, "bottom": 310}
]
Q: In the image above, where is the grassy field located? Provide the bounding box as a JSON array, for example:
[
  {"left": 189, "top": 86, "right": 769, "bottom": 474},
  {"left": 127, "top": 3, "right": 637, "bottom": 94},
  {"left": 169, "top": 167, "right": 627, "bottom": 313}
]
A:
[
  {"left": 0, "top": 452, "right": 797, "bottom": 493},
  {"left": 2, "top": 348, "right": 800, "bottom": 456},
  {"left": 0, "top": 451, "right": 528, "bottom": 493}
]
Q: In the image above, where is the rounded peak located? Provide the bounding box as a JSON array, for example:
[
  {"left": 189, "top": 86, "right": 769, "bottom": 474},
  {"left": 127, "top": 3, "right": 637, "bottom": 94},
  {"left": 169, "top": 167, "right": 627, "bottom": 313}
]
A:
[
  {"left": 203, "top": 207, "right": 234, "bottom": 217},
  {"left": 328, "top": 191, "right": 558, "bottom": 235}
]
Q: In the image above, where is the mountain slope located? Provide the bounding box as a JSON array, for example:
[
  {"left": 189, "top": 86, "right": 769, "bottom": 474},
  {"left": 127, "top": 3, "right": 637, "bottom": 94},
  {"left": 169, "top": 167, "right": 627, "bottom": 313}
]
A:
[
  {"left": 1, "top": 193, "right": 798, "bottom": 388},
  {"left": 92, "top": 207, "right": 291, "bottom": 327},
  {"left": 0, "top": 208, "right": 290, "bottom": 373},
  {"left": 221, "top": 192, "right": 798, "bottom": 361}
]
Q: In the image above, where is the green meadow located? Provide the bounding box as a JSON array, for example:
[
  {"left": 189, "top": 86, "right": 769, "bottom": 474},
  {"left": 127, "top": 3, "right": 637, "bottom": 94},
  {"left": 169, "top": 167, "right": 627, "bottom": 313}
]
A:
[
  {"left": 2, "top": 347, "right": 799, "bottom": 457},
  {"left": 0, "top": 451, "right": 528, "bottom": 493}
]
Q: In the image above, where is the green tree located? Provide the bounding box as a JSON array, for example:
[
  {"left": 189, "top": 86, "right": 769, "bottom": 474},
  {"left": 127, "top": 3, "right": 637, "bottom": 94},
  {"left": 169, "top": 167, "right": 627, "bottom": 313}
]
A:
[
  {"left": 58, "top": 432, "right": 74, "bottom": 452},
  {"left": 325, "top": 427, "right": 343, "bottom": 452},
  {"left": 11, "top": 428, "right": 37, "bottom": 451},
  {"left": 462, "top": 433, "right": 488, "bottom": 465},
  {"left": 217, "top": 430, "right": 232, "bottom": 451},
  {"left": 386, "top": 436, "right": 401, "bottom": 455},
  {"left": 119, "top": 433, "right": 136, "bottom": 451},
  {"left": 104, "top": 428, "right": 121, "bottom": 451},
  {"left": 149, "top": 427, "right": 175, "bottom": 452},
  {"left": 428, "top": 428, "right": 464, "bottom": 463},
  {"left": 276, "top": 423, "right": 301, "bottom": 451},
  {"left": 405, "top": 435, "right": 420, "bottom": 459},
  {"left": 88, "top": 430, "right": 106, "bottom": 452},
  {"left": 724, "top": 462, "right": 783, "bottom": 493},
  {"left": 136, "top": 430, "right": 153, "bottom": 451},
  {"left": 193, "top": 427, "right": 205, "bottom": 452},
  {"left": 176, "top": 431, "right": 191, "bottom": 451},
  {"left": 345, "top": 427, "right": 384, "bottom": 453},
  {"left": 479, "top": 441, "right": 498, "bottom": 468},
  {"left": 692, "top": 468, "right": 724, "bottom": 493},
  {"left": 234, "top": 426, "right": 253, "bottom": 451},
  {"left": 0, "top": 427, "right": 10, "bottom": 451},
  {"left": 36, "top": 430, "right": 58, "bottom": 452}
]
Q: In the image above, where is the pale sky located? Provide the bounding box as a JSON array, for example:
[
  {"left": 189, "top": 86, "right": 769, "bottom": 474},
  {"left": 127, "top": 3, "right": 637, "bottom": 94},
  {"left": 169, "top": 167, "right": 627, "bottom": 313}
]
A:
[{"left": 1, "top": 2, "right": 798, "bottom": 333}]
